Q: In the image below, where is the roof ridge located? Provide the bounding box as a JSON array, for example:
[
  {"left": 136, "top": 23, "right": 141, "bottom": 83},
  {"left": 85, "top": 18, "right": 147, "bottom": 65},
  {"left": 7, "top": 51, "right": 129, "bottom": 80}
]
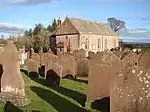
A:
[
  {"left": 66, "top": 17, "right": 117, "bottom": 36},
  {"left": 68, "top": 17, "right": 107, "bottom": 25}
]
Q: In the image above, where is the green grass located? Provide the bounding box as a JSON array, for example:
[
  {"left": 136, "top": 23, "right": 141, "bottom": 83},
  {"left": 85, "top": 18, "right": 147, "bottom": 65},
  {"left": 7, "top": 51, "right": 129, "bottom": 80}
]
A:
[{"left": 0, "top": 69, "right": 103, "bottom": 112}]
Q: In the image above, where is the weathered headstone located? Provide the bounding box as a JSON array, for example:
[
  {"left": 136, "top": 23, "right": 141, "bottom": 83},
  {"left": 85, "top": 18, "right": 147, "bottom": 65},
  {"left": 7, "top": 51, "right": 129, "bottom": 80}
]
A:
[
  {"left": 121, "top": 51, "right": 142, "bottom": 66},
  {"left": 45, "top": 53, "right": 59, "bottom": 73},
  {"left": 73, "top": 49, "right": 86, "bottom": 60},
  {"left": 31, "top": 53, "right": 40, "bottom": 62},
  {"left": 138, "top": 51, "right": 150, "bottom": 69},
  {"left": 46, "top": 62, "right": 63, "bottom": 88},
  {"left": 86, "top": 50, "right": 119, "bottom": 105},
  {"left": 43, "top": 53, "right": 63, "bottom": 87},
  {"left": 59, "top": 54, "right": 76, "bottom": 78},
  {"left": 25, "top": 58, "right": 39, "bottom": 78},
  {"left": 111, "top": 65, "right": 150, "bottom": 112},
  {"left": 76, "top": 58, "right": 89, "bottom": 77},
  {"left": 0, "top": 41, "right": 28, "bottom": 106}
]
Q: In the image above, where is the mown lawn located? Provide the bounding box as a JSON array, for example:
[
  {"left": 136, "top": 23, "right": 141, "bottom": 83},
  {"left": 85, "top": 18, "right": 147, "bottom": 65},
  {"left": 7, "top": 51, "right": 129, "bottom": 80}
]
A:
[{"left": 0, "top": 67, "right": 107, "bottom": 112}]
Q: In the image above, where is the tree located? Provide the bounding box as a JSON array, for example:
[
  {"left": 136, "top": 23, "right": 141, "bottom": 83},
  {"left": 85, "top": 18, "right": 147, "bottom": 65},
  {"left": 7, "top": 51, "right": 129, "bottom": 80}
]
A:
[
  {"left": 33, "top": 23, "right": 44, "bottom": 36},
  {"left": 28, "top": 29, "right": 33, "bottom": 37},
  {"left": 47, "top": 24, "right": 52, "bottom": 32},
  {"left": 107, "top": 17, "right": 125, "bottom": 32},
  {"left": 51, "top": 19, "right": 57, "bottom": 32},
  {"left": 24, "top": 30, "right": 29, "bottom": 36}
]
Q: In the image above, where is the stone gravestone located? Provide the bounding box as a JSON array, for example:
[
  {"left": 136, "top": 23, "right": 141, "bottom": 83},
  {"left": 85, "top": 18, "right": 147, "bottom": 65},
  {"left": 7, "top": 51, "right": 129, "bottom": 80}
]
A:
[
  {"left": 73, "top": 49, "right": 86, "bottom": 60},
  {"left": 45, "top": 53, "right": 62, "bottom": 87},
  {"left": 73, "top": 49, "right": 89, "bottom": 77},
  {"left": 59, "top": 54, "right": 76, "bottom": 78},
  {"left": 46, "top": 61, "right": 63, "bottom": 88},
  {"left": 138, "top": 51, "right": 150, "bottom": 69},
  {"left": 86, "top": 50, "right": 119, "bottom": 106},
  {"left": 76, "top": 58, "right": 89, "bottom": 77},
  {"left": 25, "top": 58, "right": 39, "bottom": 78},
  {"left": 38, "top": 52, "right": 50, "bottom": 78},
  {"left": 0, "top": 41, "right": 28, "bottom": 106},
  {"left": 44, "top": 53, "right": 59, "bottom": 73},
  {"left": 31, "top": 52, "right": 40, "bottom": 62},
  {"left": 0, "top": 46, "right": 4, "bottom": 92},
  {"left": 111, "top": 65, "right": 150, "bottom": 112}
]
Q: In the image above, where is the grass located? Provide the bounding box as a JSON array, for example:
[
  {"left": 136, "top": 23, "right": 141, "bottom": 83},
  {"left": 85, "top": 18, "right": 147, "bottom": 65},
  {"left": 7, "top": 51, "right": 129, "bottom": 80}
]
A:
[{"left": 0, "top": 67, "right": 106, "bottom": 112}]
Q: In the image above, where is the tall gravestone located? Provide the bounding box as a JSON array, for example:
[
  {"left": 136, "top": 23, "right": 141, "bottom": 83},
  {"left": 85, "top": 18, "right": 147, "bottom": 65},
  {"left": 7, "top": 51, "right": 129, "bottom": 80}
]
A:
[
  {"left": 0, "top": 40, "right": 28, "bottom": 106},
  {"left": 73, "top": 49, "right": 89, "bottom": 77},
  {"left": 86, "top": 50, "right": 119, "bottom": 106},
  {"left": 0, "top": 46, "right": 4, "bottom": 92},
  {"left": 111, "top": 65, "right": 150, "bottom": 112},
  {"left": 44, "top": 53, "right": 62, "bottom": 87}
]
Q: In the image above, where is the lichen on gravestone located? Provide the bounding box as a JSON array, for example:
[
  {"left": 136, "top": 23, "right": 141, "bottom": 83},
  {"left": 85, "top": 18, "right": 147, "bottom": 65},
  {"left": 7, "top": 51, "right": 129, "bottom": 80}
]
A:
[{"left": 0, "top": 41, "right": 29, "bottom": 106}]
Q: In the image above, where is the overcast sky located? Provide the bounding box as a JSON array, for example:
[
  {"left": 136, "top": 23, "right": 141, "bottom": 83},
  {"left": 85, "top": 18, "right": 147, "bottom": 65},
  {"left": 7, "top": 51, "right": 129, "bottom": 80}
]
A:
[{"left": 0, "top": 0, "right": 150, "bottom": 42}]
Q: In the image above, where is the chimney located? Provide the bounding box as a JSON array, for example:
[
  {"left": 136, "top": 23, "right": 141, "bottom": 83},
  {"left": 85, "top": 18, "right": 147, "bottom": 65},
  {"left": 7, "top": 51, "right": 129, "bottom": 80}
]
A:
[{"left": 57, "top": 17, "right": 61, "bottom": 27}]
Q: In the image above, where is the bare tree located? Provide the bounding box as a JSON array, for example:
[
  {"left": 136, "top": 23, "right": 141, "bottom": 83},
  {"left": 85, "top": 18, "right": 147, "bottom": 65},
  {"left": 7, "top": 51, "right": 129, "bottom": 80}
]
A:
[{"left": 107, "top": 17, "right": 125, "bottom": 32}]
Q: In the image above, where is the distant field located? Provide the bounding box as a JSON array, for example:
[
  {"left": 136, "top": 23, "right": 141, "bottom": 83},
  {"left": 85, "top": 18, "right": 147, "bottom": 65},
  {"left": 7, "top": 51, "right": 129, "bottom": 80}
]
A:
[{"left": 0, "top": 68, "right": 103, "bottom": 112}]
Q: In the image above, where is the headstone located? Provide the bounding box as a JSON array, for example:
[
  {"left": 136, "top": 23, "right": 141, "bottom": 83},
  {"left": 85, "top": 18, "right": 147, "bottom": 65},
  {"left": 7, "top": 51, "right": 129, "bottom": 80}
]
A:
[
  {"left": 31, "top": 53, "right": 40, "bottom": 62},
  {"left": 0, "top": 41, "right": 28, "bottom": 106},
  {"left": 44, "top": 53, "right": 59, "bottom": 73},
  {"left": 73, "top": 49, "right": 86, "bottom": 60},
  {"left": 111, "top": 66, "right": 150, "bottom": 112},
  {"left": 87, "top": 50, "right": 119, "bottom": 103},
  {"left": 44, "top": 53, "right": 62, "bottom": 87},
  {"left": 122, "top": 51, "right": 141, "bottom": 66},
  {"left": 59, "top": 54, "right": 76, "bottom": 78},
  {"left": 25, "top": 59, "right": 39, "bottom": 78},
  {"left": 76, "top": 58, "right": 89, "bottom": 77},
  {"left": 46, "top": 62, "right": 63, "bottom": 88},
  {"left": 138, "top": 51, "right": 150, "bottom": 69}
]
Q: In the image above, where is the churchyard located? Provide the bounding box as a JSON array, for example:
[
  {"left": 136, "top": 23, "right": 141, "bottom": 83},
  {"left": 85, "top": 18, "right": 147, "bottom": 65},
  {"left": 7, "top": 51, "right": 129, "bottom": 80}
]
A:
[{"left": 1, "top": 40, "right": 150, "bottom": 112}]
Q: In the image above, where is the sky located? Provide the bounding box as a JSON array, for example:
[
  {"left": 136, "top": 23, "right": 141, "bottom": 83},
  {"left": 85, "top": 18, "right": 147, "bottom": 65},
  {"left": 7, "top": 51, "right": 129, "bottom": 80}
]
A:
[{"left": 0, "top": 0, "right": 150, "bottom": 42}]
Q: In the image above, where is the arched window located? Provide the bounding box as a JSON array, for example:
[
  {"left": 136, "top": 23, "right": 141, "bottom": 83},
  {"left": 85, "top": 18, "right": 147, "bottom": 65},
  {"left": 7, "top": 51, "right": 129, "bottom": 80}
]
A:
[
  {"left": 98, "top": 39, "right": 100, "bottom": 48},
  {"left": 85, "top": 38, "right": 89, "bottom": 49},
  {"left": 105, "top": 39, "right": 107, "bottom": 49}
]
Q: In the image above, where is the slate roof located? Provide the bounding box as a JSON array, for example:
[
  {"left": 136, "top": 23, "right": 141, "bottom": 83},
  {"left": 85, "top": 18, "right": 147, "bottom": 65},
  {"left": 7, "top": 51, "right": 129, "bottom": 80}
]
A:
[
  {"left": 51, "top": 17, "right": 118, "bottom": 36},
  {"left": 67, "top": 17, "right": 118, "bottom": 36}
]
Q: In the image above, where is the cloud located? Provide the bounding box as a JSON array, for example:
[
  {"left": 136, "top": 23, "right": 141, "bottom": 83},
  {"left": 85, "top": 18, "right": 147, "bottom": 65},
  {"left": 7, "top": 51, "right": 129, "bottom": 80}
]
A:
[
  {"left": 0, "top": 22, "right": 25, "bottom": 35},
  {"left": 119, "top": 27, "right": 150, "bottom": 43},
  {"left": 7, "top": 0, "right": 57, "bottom": 5},
  {"left": 141, "top": 17, "right": 150, "bottom": 21},
  {"left": 119, "top": 28, "right": 150, "bottom": 37}
]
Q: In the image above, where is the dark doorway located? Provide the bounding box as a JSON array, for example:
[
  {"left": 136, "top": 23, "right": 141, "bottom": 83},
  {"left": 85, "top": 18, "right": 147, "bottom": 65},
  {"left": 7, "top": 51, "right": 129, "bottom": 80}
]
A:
[{"left": 50, "top": 35, "right": 57, "bottom": 55}]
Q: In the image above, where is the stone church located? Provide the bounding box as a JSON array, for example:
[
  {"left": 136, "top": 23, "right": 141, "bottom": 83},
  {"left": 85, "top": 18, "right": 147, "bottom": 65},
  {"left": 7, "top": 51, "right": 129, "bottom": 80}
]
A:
[{"left": 50, "top": 17, "right": 119, "bottom": 55}]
